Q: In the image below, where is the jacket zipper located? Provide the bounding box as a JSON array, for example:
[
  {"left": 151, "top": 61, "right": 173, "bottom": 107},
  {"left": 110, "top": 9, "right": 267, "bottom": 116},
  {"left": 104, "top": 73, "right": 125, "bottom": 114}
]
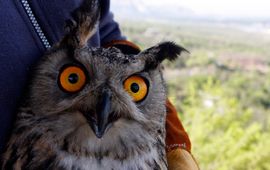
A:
[{"left": 21, "top": 0, "right": 51, "bottom": 49}]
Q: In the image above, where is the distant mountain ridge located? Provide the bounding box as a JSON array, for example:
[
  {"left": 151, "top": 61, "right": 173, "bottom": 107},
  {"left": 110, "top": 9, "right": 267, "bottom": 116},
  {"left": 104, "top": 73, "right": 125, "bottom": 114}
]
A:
[
  {"left": 111, "top": 0, "right": 270, "bottom": 23},
  {"left": 111, "top": 0, "right": 198, "bottom": 21}
]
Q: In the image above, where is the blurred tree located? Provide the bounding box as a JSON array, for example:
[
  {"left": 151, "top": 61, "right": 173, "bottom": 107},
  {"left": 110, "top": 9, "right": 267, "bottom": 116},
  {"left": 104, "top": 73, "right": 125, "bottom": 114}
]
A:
[{"left": 169, "top": 76, "right": 270, "bottom": 170}]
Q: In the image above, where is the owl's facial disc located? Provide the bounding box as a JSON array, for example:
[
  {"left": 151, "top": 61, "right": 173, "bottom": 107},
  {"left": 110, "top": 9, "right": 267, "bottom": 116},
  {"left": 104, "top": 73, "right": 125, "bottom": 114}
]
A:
[{"left": 81, "top": 89, "right": 119, "bottom": 138}]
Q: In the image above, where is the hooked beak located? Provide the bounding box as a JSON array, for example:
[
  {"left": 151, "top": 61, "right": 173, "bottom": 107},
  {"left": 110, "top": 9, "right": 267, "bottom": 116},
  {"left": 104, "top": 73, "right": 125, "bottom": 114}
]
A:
[
  {"left": 94, "top": 90, "right": 111, "bottom": 138},
  {"left": 82, "top": 90, "right": 119, "bottom": 138}
]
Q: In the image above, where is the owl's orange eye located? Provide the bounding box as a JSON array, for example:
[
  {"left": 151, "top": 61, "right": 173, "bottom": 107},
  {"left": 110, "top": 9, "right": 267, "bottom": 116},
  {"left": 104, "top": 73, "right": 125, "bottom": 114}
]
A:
[
  {"left": 58, "top": 65, "right": 87, "bottom": 93},
  {"left": 124, "top": 75, "right": 149, "bottom": 102}
]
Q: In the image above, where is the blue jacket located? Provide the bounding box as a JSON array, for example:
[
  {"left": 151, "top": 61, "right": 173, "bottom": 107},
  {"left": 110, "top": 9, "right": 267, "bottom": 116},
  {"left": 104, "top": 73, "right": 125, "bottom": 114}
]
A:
[{"left": 0, "top": 0, "right": 127, "bottom": 153}]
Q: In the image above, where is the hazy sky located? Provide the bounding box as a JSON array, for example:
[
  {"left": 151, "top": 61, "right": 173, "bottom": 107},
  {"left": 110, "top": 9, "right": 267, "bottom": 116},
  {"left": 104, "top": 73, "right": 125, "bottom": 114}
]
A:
[
  {"left": 178, "top": 0, "right": 270, "bottom": 18},
  {"left": 112, "top": 0, "right": 270, "bottom": 18}
]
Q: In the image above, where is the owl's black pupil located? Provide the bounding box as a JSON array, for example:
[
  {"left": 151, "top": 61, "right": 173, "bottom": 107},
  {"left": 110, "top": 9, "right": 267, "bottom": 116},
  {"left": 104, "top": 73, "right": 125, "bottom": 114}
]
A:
[
  {"left": 131, "top": 83, "right": 140, "bottom": 93},
  {"left": 68, "top": 73, "right": 79, "bottom": 84}
]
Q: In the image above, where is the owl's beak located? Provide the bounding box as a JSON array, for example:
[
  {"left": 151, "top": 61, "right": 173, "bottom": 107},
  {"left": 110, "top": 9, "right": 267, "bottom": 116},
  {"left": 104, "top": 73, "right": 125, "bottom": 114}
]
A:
[{"left": 87, "top": 89, "right": 114, "bottom": 138}]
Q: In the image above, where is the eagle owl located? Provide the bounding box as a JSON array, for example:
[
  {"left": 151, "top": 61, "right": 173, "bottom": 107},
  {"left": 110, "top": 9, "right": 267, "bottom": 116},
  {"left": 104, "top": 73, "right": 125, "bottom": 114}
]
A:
[{"left": 1, "top": 0, "right": 187, "bottom": 169}]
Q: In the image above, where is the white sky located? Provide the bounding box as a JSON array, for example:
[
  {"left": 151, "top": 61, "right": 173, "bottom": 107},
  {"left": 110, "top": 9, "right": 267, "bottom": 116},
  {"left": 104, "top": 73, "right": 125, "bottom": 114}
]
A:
[
  {"left": 128, "top": 0, "right": 270, "bottom": 18},
  {"left": 181, "top": 0, "right": 270, "bottom": 17}
]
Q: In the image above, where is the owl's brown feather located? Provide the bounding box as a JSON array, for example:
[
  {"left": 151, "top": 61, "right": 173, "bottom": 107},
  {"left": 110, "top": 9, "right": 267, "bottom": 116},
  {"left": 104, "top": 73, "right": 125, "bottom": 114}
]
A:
[{"left": 60, "top": 0, "right": 100, "bottom": 49}]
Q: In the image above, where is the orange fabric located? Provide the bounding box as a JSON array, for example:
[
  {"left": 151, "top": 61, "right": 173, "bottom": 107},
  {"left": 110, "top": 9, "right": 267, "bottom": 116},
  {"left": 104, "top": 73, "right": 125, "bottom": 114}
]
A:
[
  {"left": 102, "top": 40, "right": 141, "bottom": 51},
  {"left": 165, "top": 99, "right": 191, "bottom": 153}
]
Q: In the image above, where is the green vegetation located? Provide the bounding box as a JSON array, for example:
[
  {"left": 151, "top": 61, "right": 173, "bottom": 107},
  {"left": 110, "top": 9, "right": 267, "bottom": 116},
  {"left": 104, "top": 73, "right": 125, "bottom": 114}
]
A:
[{"left": 119, "top": 20, "right": 270, "bottom": 169}]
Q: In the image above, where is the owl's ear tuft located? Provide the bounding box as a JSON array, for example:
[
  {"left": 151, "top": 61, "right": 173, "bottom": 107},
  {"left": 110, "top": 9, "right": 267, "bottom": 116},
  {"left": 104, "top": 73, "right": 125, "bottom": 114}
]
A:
[
  {"left": 60, "top": 0, "right": 100, "bottom": 49},
  {"left": 155, "top": 42, "right": 188, "bottom": 62},
  {"left": 141, "top": 42, "right": 189, "bottom": 70}
]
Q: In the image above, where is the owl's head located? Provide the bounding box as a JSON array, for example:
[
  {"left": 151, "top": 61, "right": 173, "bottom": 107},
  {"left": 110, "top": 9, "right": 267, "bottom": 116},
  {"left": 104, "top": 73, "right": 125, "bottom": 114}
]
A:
[{"left": 26, "top": 0, "right": 187, "bottom": 153}]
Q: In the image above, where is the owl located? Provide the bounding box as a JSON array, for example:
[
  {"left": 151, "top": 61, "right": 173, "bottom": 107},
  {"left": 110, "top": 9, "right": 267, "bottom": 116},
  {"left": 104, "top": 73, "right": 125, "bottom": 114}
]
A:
[{"left": 1, "top": 0, "right": 187, "bottom": 169}]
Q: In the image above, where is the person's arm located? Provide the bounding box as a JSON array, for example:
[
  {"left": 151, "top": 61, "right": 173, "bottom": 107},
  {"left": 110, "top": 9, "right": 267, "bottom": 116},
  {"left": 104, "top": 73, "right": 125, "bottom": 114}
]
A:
[{"left": 99, "top": 0, "right": 140, "bottom": 54}]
